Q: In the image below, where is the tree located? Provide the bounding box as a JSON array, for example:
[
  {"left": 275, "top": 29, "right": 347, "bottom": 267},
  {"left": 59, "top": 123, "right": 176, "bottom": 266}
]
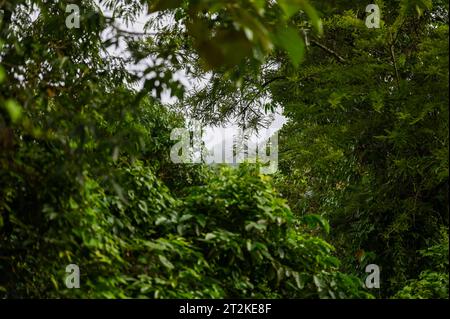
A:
[
  {"left": 1, "top": 0, "right": 373, "bottom": 298},
  {"left": 177, "top": 0, "right": 449, "bottom": 298},
  {"left": 270, "top": 0, "right": 449, "bottom": 296}
]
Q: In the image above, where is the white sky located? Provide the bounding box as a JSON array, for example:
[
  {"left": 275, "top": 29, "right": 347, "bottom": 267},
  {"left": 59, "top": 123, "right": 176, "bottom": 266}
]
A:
[{"left": 99, "top": 3, "right": 286, "bottom": 149}]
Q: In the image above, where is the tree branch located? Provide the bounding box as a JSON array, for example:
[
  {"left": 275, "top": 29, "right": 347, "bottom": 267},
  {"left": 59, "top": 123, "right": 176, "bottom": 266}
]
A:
[
  {"left": 310, "top": 39, "right": 346, "bottom": 63},
  {"left": 389, "top": 33, "right": 401, "bottom": 89},
  {"left": 239, "top": 76, "right": 287, "bottom": 118}
]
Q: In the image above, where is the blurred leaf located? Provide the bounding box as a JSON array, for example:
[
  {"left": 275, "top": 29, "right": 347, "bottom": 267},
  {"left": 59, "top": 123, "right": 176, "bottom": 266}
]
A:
[{"left": 275, "top": 26, "right": 305, "bottom": 67}]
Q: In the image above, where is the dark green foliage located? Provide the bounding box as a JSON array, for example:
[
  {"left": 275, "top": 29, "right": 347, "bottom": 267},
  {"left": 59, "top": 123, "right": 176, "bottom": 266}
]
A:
[
  {"left": 173, "top": 166, "right": 371, "bottom": 298},
  {"left": 1, "top": 157, "right": 372, "bottom": 298},
  {"left": 394, "top": 231, "right": 449, "bottom": 298},
  {"left": 177, "top": 0, "right": 449, "bottom": 298},
  {"left": 1, "top": 0, "right": 448, "bottom": 299},
  {"left": 270, "top": 0, "right": 449, "bottom": 296}
]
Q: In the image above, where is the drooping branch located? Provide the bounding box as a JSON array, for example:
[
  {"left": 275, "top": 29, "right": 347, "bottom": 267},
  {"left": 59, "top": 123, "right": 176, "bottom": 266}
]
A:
[
  {"left": 310, "top": 39, "right": 346, "bottom": 63},
  {"left": 389, "top": 33, "right": 401, "bottom": 89},
  {"left": 239, "top": 76, "right": 288, "bottom": 120}
]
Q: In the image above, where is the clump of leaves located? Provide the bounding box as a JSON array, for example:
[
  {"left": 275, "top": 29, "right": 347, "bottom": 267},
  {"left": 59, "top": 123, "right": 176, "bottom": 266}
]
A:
[{"left": 394, "top": 232, "right": 449, "bottom": 299}]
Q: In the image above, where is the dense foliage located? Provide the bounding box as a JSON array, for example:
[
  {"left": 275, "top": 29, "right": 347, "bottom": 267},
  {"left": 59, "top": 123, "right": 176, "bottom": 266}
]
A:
[
  {"left": 1, "top": 0, "right": 448, "bottom": 299},
  {"left": 270, "top": 0, "right": 449, "bottom": 297}
]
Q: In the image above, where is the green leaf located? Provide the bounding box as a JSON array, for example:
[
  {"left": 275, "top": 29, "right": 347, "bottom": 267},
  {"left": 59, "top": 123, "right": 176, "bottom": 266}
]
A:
[
  {"left": 4, "top": 100, "right": 22, "bottom": 123},
  {"left": 0, "top": 66, "right": 5, "bottom": 83},
  {"left": 155, "top": 216, "right": 168, "bottom": 225},
  {"left": 205, "top": 233, "right": 216, "bottom": 241},
  {"left": 302, "top": 214, "right": 330, "bottom": 234},
  {"left": 275, "top": 27, "right": 305, "bottom": 67},
  {"left": 292, "top": 271, "right": 304, "bottom": 289},
  {"left": 313, "top": 275, "right": 323, "bottom": 290},
  {"left": 278, "top": 0, "right": 302, "bottom": 18},
  {"left": 251, "top": 0, "right": 266, "bottom": 14},
  {"left": 179, "top": 214, "right": 193, "bottom": 222},
  {"left": 246, "top": 239, "right": 253, "bottom": 252},
  {"left": 302, "top": 1, "right": 323, "bottom": 34},
  {"left": 158, "top": 255, "right": 174, "bottom": 270}
]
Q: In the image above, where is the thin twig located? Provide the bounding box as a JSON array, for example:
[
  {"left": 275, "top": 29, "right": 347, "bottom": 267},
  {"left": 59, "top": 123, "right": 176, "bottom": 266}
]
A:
[
  {"left": 389, "top": 33, "right": 401, "bottom": 89},
  {"left": 239, "top": 76, "right": 287, "bottom": 117}
]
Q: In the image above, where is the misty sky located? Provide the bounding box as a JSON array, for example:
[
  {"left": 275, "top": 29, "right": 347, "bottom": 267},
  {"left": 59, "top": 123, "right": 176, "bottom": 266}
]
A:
[{"left": 99, "top": 3, "right": 287, "bottom": 150}]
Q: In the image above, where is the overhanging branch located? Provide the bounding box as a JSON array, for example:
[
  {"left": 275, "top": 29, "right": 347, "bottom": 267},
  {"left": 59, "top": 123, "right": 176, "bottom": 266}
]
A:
[{"left": 310, "top": 39, "right": 346, "bottom": 63}]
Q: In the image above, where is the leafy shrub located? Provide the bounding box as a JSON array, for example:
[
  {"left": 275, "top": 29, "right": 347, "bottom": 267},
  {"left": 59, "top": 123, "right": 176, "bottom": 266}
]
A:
[
  {"left": 1, "top": 161, "right": 372, "bottom": 298},
  {"left": 394, "top": 233, "right": 449, "bottom": 299}
]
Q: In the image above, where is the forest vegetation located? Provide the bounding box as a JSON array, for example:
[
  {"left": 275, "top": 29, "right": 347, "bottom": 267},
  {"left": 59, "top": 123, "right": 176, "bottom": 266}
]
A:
[{"left": 0, "top": 0, "right": 448, "bottom": 299}]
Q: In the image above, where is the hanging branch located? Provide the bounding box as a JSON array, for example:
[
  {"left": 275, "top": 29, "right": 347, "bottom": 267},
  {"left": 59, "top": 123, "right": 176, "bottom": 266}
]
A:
[
  {"left": 310, "top": 39, "right": 346, "bottom": 63},
  {"left": 238, "top": 76, "right": 287, "bottom": 119},
  {"left": 389, "top": 33, "right": 401, "bottom": 89}
]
